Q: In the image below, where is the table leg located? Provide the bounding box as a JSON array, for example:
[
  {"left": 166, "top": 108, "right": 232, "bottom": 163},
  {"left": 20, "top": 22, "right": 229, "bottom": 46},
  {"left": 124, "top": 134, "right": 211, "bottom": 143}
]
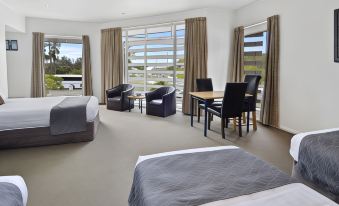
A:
[
  {"left": 140, "top": 99, "right": 143, "bottom": 114},
  {"left": 204, "top": 100, "right": 208, "bottom": 137},
  {"left": 129, "top": 99, "right": 131, "bottom": 112},
  {"left": 190, "top": 95, "right": 194, "bottom": 127}
]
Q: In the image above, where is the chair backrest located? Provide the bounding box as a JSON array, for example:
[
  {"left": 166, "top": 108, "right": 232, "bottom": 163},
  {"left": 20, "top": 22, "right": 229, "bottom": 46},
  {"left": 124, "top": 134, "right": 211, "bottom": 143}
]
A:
[
  {"left": 121, "top": 84, "right": 133, "bottom": 91},
  {"left": 221, "top": 83, "right": 248, "bottom": 118},
  {"left": 156, "top": 86, "right": 176, "bottom": 96},
  {"left": 244, "top": 75, "right": 261, "bottom": 111},
  {"left": 196, "top": 78, "right": 213, "bottom": 92}
]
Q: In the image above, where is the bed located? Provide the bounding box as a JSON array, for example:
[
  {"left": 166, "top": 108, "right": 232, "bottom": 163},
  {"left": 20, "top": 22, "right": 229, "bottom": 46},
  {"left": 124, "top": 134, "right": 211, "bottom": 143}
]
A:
[
  {"left": 290, "top": 128, "right": 339, "bottom": 202},
  {"left": 129, "top": 146, "right": 337, "bottom": 206},
  {"left": 0, "top": 176, "right": 28, "bottom": 206},
  {"left": 0, "top": 96, "right": 100, "bottom": 149}
]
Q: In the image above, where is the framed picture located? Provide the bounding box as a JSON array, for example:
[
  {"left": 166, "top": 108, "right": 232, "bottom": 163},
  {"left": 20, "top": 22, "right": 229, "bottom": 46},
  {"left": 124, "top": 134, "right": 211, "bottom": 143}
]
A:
[
  {"left": 10, "top": 40, "right": 18, "bottom": 51},
  {"left": 335, "top": 9, "right": 339, "bottom": 62},
  {"left": 6, "top": 40, "right": 10, "bottom": 50}
]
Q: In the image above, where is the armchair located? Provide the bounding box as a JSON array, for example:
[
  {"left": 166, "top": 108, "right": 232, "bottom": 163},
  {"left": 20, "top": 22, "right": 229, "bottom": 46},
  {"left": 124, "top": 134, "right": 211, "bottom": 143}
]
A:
[
  {"left": 146, "top": 86, "right": 176, "bottom": 117},
  {"left": 106, "top": 84, "right": 134, "bottom": 111}
]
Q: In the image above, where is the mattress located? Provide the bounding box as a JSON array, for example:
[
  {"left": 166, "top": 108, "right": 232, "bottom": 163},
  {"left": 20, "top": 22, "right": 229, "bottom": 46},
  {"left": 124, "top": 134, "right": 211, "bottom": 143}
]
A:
[
  {"left": 290, "top": 128, "right": 339, "bottom": 161},
  {"left": 0, "top": 176, "right": 28, "bottom": 206},
  {"left": 0, "top": 96, "right": 99, "bottom": 131},
  {"left": 132, "top": 146, "right": 337, "bottom": 206}
]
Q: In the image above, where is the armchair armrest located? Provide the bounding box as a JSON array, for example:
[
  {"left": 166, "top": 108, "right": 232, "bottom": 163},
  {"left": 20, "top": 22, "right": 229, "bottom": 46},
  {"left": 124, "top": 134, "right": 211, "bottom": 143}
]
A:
[
  {"left": 121, "top": 86, "right": 134, "bottom": 99},
  {"left": 106, "top": 85, "right": 122, "bottom": 98}
]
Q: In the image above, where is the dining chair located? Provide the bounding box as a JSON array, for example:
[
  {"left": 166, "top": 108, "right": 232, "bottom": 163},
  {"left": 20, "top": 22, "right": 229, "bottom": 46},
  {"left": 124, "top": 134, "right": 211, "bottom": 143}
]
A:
[
  {"left": 242, "top": 75, "right": 262, "bottom": 132},
  {"left": 196, "top": 78, "right": 220, "bottom": 122},
  {"left": 207, "top": 83, "right": 248, "bottom": 139}
]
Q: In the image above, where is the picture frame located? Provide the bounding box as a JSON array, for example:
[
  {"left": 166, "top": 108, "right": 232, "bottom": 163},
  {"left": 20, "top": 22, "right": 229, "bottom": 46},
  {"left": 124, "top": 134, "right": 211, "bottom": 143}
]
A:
[
  {"left": 6, "top": 40, "right": 10, "bottom": 51},
  {"left": 10, "top": 40, "right": 18, "bottom": 51},
  {"left": 335, "top": 9, "right": 339, "bottom": 62}
]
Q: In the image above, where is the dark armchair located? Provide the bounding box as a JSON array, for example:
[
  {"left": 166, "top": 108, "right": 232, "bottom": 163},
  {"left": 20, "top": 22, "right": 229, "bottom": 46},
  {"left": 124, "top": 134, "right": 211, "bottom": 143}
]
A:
[
  {"left": 146, "top": 86, "right": 176, "bottom": 117},
  {"left": 106, "top": 84, "right": 134, "bottom": 111}
]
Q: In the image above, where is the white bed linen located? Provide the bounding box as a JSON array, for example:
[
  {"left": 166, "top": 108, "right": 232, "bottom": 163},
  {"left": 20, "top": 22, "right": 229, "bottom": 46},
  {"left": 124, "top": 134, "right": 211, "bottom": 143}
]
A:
[
  {"left": 136, "top": 146, "right": 337, "bottom": 206},
  {"left": 0, "top": 176, "right": 28, "bottom": 206},
  {"left": 0, "top": 96, "right": 99, "bottom": 131},
  {"left": 201, "top": 183, "right": 337, "bottom": 206},
  {"left": 290, "top": 128, "right": 339, "bottom": 162}
]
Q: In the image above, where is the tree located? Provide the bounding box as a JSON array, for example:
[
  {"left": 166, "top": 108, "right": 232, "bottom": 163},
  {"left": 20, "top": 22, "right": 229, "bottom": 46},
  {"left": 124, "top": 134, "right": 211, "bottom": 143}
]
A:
[
  {"left": 44, "top": 41, "right": 61, "bottom": 74},
  {"left": 45, "top": 74, "right": 64, "bottom": 90}
]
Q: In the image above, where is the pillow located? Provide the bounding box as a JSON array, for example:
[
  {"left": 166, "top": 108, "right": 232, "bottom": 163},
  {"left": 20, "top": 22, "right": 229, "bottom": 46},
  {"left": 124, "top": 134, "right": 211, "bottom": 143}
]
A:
[{"left": 0, "top": 94, "right": 5, "bottom": 105}]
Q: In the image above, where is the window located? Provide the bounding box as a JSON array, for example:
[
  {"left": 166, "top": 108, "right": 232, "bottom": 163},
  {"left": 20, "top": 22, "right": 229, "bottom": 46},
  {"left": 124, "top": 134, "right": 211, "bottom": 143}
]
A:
[
  {"left": 244, "top": 31, "right": 267, "bottom": 116},
  {"left": 123, "top": 23, "right": 185, "bottom": 110},
  {"left": 44, "top": 37, "right": 83, "bottom": 97}
]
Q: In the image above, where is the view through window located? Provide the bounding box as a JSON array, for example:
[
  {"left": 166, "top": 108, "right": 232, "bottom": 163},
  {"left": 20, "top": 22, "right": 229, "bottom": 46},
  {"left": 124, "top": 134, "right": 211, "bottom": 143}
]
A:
[
  {"left": 123, "top": 23, "right": 185, "bottom": 110},
  {"left": 44, "top": 37, "right": 83, "bottom": 97},
  {"left": 244, "top": 31, "right": 267, "bottom": 116}
]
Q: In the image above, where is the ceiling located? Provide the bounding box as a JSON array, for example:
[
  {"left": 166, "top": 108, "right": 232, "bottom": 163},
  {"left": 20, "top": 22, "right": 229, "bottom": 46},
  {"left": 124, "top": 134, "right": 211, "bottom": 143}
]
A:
[{"left": 1, "top": 0, "right": 257, "bottom": 22}]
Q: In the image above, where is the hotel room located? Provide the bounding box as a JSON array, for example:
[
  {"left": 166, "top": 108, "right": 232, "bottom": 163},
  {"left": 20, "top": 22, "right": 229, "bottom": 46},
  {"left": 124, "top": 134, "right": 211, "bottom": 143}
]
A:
[{"left": 0, "top": 0, "right": 338, "bottom": 205}]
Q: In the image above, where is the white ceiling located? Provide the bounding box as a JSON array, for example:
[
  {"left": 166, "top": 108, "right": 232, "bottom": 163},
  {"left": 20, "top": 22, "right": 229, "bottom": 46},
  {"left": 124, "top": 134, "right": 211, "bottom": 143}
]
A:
[{"left": 1, "top": 0, "right": 257, "bottom": 22}]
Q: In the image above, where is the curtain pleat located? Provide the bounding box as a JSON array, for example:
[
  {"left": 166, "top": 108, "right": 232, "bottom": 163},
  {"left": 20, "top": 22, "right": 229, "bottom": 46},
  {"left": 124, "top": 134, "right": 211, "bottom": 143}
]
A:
[
  {"left": 31, "top": 32, "right": 45, "bottom": 98},
  {"left": 82, "top": 35, "right": 93, "bottom": 96},
  {"left": 101, "top": 28, "right": 123, "bottom": 104},
  {"left": 182, "top": 17, "right": 208, "bottom": 114},
  {"left": 231, "top": 26, "right": 244, "bottom": 82},
  {"left": 260, "top": 15, "right": 280, "bottom": 127}
]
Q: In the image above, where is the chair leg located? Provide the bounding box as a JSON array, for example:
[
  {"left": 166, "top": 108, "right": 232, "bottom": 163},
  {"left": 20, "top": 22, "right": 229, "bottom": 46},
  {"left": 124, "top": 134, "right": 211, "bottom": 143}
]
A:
[
  {"left": 238, "top": 116, "right": 242, "bottom": 137},
  {"left": 226, "top": 118, "right": 229, "bottom": 128},
  {"left": 198, "top": 108, "right": 201, "bottom": 123},
  {"left": 242, "top": 113, "right": 246, "bottom": 124},
  {"left": 252, "top": 111, "right": 257, "bottom": 130},
  {"left": 221, "top": 118, "right": 226, "bottom": 139},
  {"left": 247, "top": 111, "right": 250, "bottom": 133},
  {"left": 208, "top": 113, "right": 211, "bottom": 130}
]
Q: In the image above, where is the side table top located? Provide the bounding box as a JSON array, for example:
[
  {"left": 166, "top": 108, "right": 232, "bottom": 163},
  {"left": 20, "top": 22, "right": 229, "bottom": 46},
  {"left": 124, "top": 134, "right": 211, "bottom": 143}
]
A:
[{"left": 128, "top": 95, "right": 146, "bottom": 99}]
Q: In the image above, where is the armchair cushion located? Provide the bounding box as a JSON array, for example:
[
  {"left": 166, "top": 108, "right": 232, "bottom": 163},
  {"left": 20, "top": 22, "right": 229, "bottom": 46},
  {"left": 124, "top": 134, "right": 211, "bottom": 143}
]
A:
[{"left": 150, "top": 99, "right": 163, "bottom": 105}]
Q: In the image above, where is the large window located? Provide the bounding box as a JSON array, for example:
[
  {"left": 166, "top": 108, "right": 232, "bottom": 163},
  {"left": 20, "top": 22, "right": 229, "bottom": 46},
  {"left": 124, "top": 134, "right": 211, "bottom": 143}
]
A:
[
  {"left": 122, "top": 23, "right": 185, "bottom": 109},
  {"left": 44, "top": 37, "right": 83, "bottom": 97},
  {"left": 244, "top": 31, "right": 267, "bottom": 115}
]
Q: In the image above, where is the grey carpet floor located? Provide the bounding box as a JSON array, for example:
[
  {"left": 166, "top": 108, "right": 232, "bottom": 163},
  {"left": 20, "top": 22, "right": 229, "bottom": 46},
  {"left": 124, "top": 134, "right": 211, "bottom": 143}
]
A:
[{"left": 0, "top": 106, "right": 294, "bottom": 206}]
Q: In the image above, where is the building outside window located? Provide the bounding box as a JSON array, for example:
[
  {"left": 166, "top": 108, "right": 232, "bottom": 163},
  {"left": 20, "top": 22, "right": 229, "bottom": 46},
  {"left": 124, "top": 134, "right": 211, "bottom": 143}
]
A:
[
  {"left": 44, "top": 37, "right": 83, "bottom": 97},
  {"left": 122, "top": 23, "right": 185, "bottom": 110}
]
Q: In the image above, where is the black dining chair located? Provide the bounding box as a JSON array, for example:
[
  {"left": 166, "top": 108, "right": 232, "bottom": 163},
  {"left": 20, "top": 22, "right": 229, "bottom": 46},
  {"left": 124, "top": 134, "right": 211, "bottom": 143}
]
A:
[
  {"left": 242, "top": 75, "right": 261, "bottom": 132},
  {"left": 196, "top": 78, "right": 221, "bottom": 122},
  {"left": 207, "top": 83, "right": 248, "bottom": 139}
]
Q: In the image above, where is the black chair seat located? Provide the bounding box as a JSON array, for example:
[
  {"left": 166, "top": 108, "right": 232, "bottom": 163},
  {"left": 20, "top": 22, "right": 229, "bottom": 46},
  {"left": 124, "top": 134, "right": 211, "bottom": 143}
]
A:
[
  {"left": 150, "top": 99, "right": 163, "bottom": 105},
  {"left": 207, "top": 106, "right": 222, "bottom": 117}
]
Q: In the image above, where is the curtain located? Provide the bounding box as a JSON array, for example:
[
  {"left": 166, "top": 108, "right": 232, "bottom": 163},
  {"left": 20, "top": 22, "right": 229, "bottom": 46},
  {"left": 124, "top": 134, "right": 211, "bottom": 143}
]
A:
[
  {"left": 101, "top": 28, "right": 123, "bottom": 103},
  {"left": 231, "top": 26, "right": 244, "bottom": 82},
  {"left": 260, "top": 15, "right": 280, "bottom": 127},
  {"left": 82, "top": 35, "right": 93, "bottom": 96},
  {"left": 182, "top": 17, "right": 208, "bottom": 114},
  {"left": 31, "top": 32, "right": 45, "bottom": 98}
]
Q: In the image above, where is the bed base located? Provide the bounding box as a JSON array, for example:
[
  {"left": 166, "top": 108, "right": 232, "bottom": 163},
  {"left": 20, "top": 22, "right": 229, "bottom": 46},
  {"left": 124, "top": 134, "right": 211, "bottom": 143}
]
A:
[{"left": 0, "top": 114, "right": 100, "bottom": 149}]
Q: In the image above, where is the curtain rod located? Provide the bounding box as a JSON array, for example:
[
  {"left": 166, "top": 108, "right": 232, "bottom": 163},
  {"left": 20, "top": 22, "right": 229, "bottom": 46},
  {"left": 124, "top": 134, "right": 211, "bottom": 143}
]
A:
[
  {"left": 122, "top": 20, "right": 185, "bottom": 30},
  {"left": 244, "top": 20, "right": 267, "bottom": 29}
]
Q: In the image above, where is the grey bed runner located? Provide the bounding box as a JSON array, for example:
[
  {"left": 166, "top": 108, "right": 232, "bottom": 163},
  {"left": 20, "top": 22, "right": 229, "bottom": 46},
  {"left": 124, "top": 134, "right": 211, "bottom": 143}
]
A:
[
  {"left": 296, "top": 130, "right": 339, "bottom": 197},
  {"left": 129, "top": 148, "right": 296, "bottom": 206},
  {"left": 0, "top": 182, "right": 23, "bottom": 206},
  {"left": 50, "top": 96, "right": 91, "bottom": 135}
]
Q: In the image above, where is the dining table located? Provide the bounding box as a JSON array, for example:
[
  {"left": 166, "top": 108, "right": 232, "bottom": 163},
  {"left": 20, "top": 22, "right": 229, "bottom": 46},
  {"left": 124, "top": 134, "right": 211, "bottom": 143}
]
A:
[{"left": 189, "top": 91, "right": 252, "bottom": 137}]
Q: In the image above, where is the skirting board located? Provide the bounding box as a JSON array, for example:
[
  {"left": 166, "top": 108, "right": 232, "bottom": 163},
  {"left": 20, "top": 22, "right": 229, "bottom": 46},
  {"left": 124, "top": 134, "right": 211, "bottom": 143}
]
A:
[{"left": 0, "top": 114, "right": 100, "bottom": 149}]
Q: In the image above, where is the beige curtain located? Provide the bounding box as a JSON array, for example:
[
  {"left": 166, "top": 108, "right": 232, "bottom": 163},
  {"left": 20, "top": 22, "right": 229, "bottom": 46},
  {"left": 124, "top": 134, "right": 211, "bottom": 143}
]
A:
[
  {"left": 31, "top": 32, "right": 45, "bottom": 98},
  {"left": 260, "top": 15, "right": 280, "bottom": 127},
  {"left": 231, "top": 26, "right": 244, "bottom": 82},
  {"left": 101, "top": 28, "right": 123, "bottom": 103},
  {"left": 182, "top": 17, "right": 208, "bottom": 114},
  {"left": 82, "top": 35, "right": 93, "bottom": 96}
]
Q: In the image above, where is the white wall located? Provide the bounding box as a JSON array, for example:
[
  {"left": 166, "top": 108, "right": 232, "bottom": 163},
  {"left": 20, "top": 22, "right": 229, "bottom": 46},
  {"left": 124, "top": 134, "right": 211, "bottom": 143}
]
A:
[
  {"left": 102, "top": 8, "right": 234, "bottom": 91},
  {"left": 235, "top": 0, "right": 339, "bottom": 133},
  {"left": 6, "top": 18, "right": 101, "bottom": 98},
  {"left": 0, "top": 2, "right": 25, "bottom": 97}
]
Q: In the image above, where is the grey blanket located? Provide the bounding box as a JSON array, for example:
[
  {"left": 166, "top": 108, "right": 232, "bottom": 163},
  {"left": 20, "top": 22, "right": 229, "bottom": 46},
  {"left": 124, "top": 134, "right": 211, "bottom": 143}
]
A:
[
  {"left": 129, "top": 148, "right": 296, "bottom": 206},
  {"left": 296, "top": 130, "right": 339, "bottom": 196},
  {"left": 50, "top": 96, "right": 91, "bottom": 135},
  {"left": 0, "top": 182, "right": 23, "bottom": 206}
]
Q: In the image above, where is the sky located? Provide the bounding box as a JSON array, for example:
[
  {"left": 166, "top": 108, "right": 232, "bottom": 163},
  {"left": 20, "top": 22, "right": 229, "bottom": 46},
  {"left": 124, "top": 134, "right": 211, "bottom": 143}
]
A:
[{"left": 58, "top": 43, "right": 82, "bottom": 60}]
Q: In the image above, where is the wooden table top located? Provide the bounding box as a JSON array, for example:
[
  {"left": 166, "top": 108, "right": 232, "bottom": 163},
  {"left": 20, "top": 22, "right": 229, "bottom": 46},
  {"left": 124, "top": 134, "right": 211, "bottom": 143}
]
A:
[
  {"left": 189, "top": 91, "right": 252, "bottom": 100},
  {"left": 128, "top": 95, "right": 145, "bottom": 99}
]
